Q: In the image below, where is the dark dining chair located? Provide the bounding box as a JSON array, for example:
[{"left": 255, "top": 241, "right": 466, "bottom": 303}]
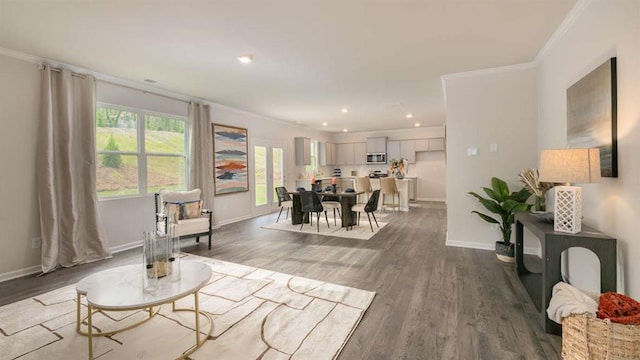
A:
[
  {"left": 275, "top": 186, "right": 293, "bottom": 223},
  {"left": 299, "top": 191, "right": 329, "bottom": 232},
  {"left": 349, "top": 189, "right": 380, "bottom": 232}
]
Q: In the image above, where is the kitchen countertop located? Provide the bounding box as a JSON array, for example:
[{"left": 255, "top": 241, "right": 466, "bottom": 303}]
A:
[{"left": 297, "top": 176, "right": 416, "bottom": 181}]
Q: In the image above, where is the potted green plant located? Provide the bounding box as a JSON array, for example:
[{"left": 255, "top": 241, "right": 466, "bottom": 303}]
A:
[{"left": 468, "top": 177, "right": 532, "bottom": 263}]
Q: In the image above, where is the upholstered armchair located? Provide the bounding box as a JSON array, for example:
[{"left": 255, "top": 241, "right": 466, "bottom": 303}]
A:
[{"left": 154, "top": 189, "right": 213, "bottom": 250}]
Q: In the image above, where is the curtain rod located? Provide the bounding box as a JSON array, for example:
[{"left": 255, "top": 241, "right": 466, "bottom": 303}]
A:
[
  {"left": 39, "top": 64, "right": 86, "bottom": 78},
  {"left": 97, "top": 79, "right": 191, "bottom": 104},
  {"left": 38, "top": 64, "right": 191, "bottom": 104}
]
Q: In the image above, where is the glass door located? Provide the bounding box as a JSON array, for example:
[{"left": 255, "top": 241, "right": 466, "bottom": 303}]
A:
[{"left": 253, "top": 141, "right": 285, "bottom": 215}]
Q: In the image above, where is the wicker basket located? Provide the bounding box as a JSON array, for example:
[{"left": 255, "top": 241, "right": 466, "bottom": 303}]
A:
[{"left": 562, "top": 313, "right": 640, "bottom": 359}]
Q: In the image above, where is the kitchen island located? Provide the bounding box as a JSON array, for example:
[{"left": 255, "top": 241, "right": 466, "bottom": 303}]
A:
[{"left": 369, "top": 178, "right": 411, "bottom": 211}]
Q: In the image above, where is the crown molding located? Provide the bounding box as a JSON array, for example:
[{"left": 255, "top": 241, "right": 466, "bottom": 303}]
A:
[
  {"left": 441, "top": 61, "right": 537, "bottom": 82},
  {"left": 535, "top": 0, "right": 592, "bottom": 63}
]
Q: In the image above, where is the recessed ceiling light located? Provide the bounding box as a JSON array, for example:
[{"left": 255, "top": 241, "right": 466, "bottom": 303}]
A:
[
  {"left": 406, "top": 113, "right": 413, "bottom": 119},
  {"left": 414, "top": 122, "right": 421, "bottom": 127},
  {"left": 237, "top": 54, "right": 253, "bottom": 64},
  {"left": 343, "top": 129, "right": 348, "bottom": 132},
  {"left": 322, "top": 122, "right": 328, "bottom": 126},
  {"left": 341, "top": 108, "right": 348, "bottom": 113}
]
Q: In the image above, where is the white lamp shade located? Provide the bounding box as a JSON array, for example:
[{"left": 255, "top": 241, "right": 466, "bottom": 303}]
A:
[{"left": 538, "top": 148, "right": 601, "bottom": 184}]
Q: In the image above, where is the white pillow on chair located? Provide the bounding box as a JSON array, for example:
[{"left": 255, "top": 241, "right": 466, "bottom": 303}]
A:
[{"left": 159, "top": 189, "right": 201, "bottom": 204}]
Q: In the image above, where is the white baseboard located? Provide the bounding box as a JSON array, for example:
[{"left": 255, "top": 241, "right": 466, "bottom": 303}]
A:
[
  {"left": 417, "top": 197, "right": 446, "bottom": 202},
  {"left": 445, "top": 239, "right": 540, "bottom": 256},
  {"left": 0, "top": 265, "right": 41, "bottom": 282},
  {"left": 0, "top": 240, "right": 144, "bottom": 282},
  {"left": 216, "top": 214, "right": 254, "bottom": 227},
  {"left": 110, "top": 240, "right": 142, "bottom": 253}
]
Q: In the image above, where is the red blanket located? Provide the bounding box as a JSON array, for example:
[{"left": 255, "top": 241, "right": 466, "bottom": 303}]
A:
[{"left": 598, "top": 292, "right": 640, "bottom": 325}]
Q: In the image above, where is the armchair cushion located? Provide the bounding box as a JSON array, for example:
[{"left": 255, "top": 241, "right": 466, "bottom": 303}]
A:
[
  {"left": 181, "top": 200, "right": 202, "bottom": 219},
  {"left": 157, "top": 217, "right": 210, "bottom": 237},
  {"left": 160, "top": 189, "right": 203, "bottom": 220},
  {"left": 162, "top": 200, "right": 203, "bottom": 220},
  {"left": 163, "top": 202, "right": 183, "bottom": 219},
  {"left": 159, "top": 189, "right": 201, "bottom": 204}
]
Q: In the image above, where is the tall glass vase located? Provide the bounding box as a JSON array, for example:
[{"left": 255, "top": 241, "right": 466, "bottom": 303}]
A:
[
  {"left": 534, "top": 195, "right": 546, "bottom": 212},
  {"left": 143, "top": 232, "right": 158, "bottom": 292},
  {"left": 167, "top": 213, "right": 181, "bottom": 281}
]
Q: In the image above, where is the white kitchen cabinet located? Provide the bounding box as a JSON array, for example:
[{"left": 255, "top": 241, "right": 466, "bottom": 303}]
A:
[
  {"left": 429, "top": 138, "right": 445, "bottom": 151},
  {"left": 354, "top": 142, "right": 367, "bottom": 164},
  {"left": 366, "top": 137, "right": 387, "bottom": 153},
  {"left": 295, "top": 137, "right": 311, "bottom": 165},
  {"left": 386, "top": 140, "right": 400, "bottom": 162},
  {"left": 400, "top": 140, "right": 416, "bottom": 163},
  {"left": 319, "top": 142, "right": 338, "bottom": 166},
  {"left": 318, "top": 142, "right": 327, "bottom": 166},
  {"left": 326, "top": 142, "right": 336, "bottom": 165},
  {"left": 414, "top": 138, "right": 445, "bottom": 152},
  {"left": 415, "top": 139, "right": 429, "bottom": 152},
  {"left": 336, "top": 143, "right": 355, "bottom": 165}
]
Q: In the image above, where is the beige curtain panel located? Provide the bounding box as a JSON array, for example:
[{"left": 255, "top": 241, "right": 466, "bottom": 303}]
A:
[
  {"left": 188, "top": 102, "right": 215, "bottom": 212},
  {"left": 37, "top": 64, "right": 111, "bottom": 273}
]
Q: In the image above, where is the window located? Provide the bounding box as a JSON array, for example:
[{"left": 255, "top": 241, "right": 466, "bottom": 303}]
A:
[
  {"left": 305, "top": 140, "right": 318, "bottom": 175},
  {"left": 96, "top": 104, "right": 187, "bottom": 198}
]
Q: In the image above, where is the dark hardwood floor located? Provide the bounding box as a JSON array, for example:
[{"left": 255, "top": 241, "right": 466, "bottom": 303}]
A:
[{"left": 0, "top": 202, "right": 561, "bottom": 359}]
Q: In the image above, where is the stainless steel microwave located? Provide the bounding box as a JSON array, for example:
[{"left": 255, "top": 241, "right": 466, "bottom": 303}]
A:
[{"left": 366, "top": 153, "right": 387, "bottom": 164}]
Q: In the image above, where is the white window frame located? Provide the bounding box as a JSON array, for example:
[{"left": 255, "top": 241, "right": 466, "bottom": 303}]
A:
[{"left": 96, "top": 102, "right": 189, "bottom": 199}]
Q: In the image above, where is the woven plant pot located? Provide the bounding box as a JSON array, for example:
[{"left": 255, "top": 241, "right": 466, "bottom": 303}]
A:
[
  {"left": 562, "top": 313, "right": 640, "bottom": 359},
  {"left": 495, "top": 241, "right": 515, "bottom": 263}
]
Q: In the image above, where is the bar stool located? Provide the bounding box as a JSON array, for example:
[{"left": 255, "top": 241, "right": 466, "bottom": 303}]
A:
[
  {"left": 380, "top": 177, "right": 399, "bottom": 212},
  {"left": 355, "top": 177, "right": 372, "bottom": 204}
]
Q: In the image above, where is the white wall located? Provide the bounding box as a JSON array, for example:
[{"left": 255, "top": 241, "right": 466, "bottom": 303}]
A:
[
  {"left": 537, "top": 0, "right": 640, "bottom": 296},
  {"left": 444, "top": 67, "right": 538, "bottom": 250},
  {"left": 0, "top": 54, "right": 42, "bottom": 279},
  {"left": 416, "top": 151, "right": 446, "bottom": 201}
]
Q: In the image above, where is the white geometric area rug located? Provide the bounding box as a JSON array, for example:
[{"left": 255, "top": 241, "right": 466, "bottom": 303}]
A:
[
  {"left": 262, "top": 219, "right": 388, "bottom": 240},
  {"left": 0, "top": 254, "right": 375, "bottom": 360}
]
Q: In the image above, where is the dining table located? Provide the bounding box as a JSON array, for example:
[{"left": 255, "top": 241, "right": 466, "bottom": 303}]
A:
[{"left": 287, "top": 190, "right": 364, "bottom": 228}]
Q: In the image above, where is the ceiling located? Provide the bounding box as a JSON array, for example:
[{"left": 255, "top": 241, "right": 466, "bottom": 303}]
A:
[{"left": 0, "top": 0, "right": 576, "bottom": 133}]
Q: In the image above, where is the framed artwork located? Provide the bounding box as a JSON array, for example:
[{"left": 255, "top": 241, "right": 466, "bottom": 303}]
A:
[
  {"left": 567, "top": 57, "right": 617, "bottom": 177},
  {"left": 212, "top": 123, "right": 249, "bottom": 194}
]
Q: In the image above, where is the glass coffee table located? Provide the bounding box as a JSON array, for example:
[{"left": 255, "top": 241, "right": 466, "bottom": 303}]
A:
[{"left": 76, "top": 261, "right": 213, "bottom": 359}]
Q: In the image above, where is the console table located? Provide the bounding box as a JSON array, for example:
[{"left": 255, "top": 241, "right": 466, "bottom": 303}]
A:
[{"left": 514, "top": 212, "right": 617, "bottom": 335}]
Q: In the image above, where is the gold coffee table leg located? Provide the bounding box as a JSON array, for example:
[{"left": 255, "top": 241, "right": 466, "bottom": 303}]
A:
[
  {"left": 194, "top": 292, "right": 201, "bottom": 345},
  {"left": 76, "top": 293, "right": 82, "bottom": 333},
  {"left": 173, "top": 291, "right": 213, "bottom": 359},
  {"left": 87, "top": 304, "right": 93, "bottom": 360}
]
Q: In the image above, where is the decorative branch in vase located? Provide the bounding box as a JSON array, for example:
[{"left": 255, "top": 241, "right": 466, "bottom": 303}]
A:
[
  {"left": 518, "top": 168, "right": 557, "bottom": 212},
  {"left": 389, "top": 158, "right": 407, "bottom": 179}
]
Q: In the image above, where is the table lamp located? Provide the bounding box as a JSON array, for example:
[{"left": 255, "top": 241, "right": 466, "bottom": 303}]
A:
[{"left": 538, "top": 148, "right": 600, "bottom": 234}]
